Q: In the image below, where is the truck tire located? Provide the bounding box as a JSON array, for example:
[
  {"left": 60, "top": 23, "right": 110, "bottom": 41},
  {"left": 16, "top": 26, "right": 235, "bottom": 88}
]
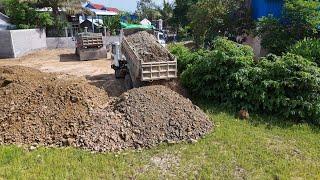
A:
[
  {"left": 125, "top": 74, "right": 133, "bottom": 90},
  {"left": 115, "top": 69, "right": 122, "bottom": 79}
]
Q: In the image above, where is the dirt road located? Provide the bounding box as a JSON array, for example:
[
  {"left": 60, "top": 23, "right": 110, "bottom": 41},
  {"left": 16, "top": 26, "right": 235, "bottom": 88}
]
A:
[{"left": 0, "top": 49, "right": 126, "bottom": 96}]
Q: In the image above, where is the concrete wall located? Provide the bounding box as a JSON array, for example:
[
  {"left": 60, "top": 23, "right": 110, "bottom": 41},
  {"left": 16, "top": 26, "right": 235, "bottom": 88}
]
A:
[
  {"left": 104, "top": 36, "right": 120, "bottom": 45},
  {"left": 10, "top": 29, "right": 47, "bottom": 58},
  {"left": 0, "top": 29, "right": 47, "bottom": 58},
  {"left": 47, "top": 37, "right": 76, "bottom": 49},
  {"left": 46, "top": 35, "right": 120, "bottom": 49},
  {"left": 0, "top": 30, "right": 14, "bottom": 58}
]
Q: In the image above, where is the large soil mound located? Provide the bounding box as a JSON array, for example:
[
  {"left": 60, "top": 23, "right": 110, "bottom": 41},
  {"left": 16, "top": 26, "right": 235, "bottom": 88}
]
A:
[
  {"left": 126, "top": 31, "right": 173, "bottom": 62},
  {"left": 0, "top": 66, "right": 212, "bottom": 151},
  {"left": 0, "top": 66, "right": 109, "bottom": 148},
  {"left": 115, "top": 86, "right": 212, "bottom": 148}
]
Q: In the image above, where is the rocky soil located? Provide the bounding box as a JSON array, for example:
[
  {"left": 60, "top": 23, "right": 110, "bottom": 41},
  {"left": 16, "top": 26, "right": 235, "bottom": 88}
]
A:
[
  {"left": 0, "top": 66, "right": 212, "bottom": 152},
  {"left": 126, "top": 31, "right": 173, "bottom": 63}
]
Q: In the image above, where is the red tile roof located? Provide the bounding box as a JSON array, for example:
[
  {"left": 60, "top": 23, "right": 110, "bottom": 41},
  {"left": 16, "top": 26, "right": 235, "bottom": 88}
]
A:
[{"left": 86, "top": 2, "right": 120, "bottom": 13}]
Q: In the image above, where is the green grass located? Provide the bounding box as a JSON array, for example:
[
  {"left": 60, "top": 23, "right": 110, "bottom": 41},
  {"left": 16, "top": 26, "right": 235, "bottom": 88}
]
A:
[{"left": 0, "top": 104, "right": 319, "bottom": 179}]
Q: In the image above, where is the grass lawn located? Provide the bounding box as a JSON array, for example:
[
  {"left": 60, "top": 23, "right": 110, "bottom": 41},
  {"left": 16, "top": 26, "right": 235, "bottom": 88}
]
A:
[{"left": 0, "top": 103, "right": 319, "bottom": 179}]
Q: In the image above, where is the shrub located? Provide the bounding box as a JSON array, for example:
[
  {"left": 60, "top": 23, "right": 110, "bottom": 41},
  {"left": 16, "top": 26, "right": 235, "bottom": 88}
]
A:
[
  {"left": 168, "top": 43, "right": 208, "bottom": 73},
  {"left": 245, "top": 54, "right": 320, "bottom": 123},
  {"left": 289, "top": 38, "right": 320, "bottom": 66},
  {"left": 180, "top": 37, "right": 254, "bottom": 101},
  {"left": 180, "top": 38, "right": 320, "bottom": 124}
]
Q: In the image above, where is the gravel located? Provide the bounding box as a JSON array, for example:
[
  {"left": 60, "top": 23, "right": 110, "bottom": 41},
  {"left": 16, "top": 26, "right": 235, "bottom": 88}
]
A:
[
  {"left": 0, "top": 66, "right": 213, "bottom": 152},
  {"left": 126, "top": 31, "right": 173, "bottom": 62}
]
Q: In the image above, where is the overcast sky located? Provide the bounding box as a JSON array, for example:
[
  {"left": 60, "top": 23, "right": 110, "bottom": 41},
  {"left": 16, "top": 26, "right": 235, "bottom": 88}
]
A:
[{"left": 91, "top": 0, "right": 174, "bottom": 12}]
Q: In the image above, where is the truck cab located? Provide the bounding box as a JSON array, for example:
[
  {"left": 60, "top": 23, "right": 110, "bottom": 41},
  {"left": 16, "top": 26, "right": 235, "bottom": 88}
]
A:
[{"left": 154, "top": 31, "right": 166, "bottom": 47}]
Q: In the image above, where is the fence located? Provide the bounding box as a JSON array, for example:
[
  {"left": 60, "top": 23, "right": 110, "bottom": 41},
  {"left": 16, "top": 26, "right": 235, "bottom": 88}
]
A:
[
  {"left": 47, "top": 35, "right": 120, "bottom": 49},
  {"left": 0, "top": 29, "right": 46, "bottom": 58},
  {"left": 46, "top": 26, "right": 111, "bottom": 38}
]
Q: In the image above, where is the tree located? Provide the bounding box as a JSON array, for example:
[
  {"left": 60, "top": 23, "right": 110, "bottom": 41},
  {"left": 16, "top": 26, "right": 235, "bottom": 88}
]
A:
[
  {"left": 256, "top": 0, "right": 320, "bottom": 55},
  {"left": 20, "top": 0, "right": 87, "bottom": 17},
  {"left": 4, "top": 0, "right": 53, "bottom": 29},
  {"left": 156, "top": 0, "right": 174, "bottom": 22},
  {"left": 102, "top": 15, "right": 121, "bottom": 35},
  {"left": 136, "top": 0, "right": 160, "bottom": 20},
  {"left": 171, "top": 0, "right": 199, "bottom": 28},
  {"left": 188, "top": 0, "right": 250, "bottom": 47}
]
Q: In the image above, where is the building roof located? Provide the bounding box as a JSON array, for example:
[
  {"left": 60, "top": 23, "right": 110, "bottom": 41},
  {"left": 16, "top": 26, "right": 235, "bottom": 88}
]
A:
[
  {"left": 89, "top": 8, "right": 117, "bottom": 16},
  {"left": 0, "top": 12, "right": 9, "bottom": 22},
  {"left": 0, "top": 12, "right": 13, "bottom": 30},
  {"left": 84, "top": 2, "right": 120, "bottom": 14}
]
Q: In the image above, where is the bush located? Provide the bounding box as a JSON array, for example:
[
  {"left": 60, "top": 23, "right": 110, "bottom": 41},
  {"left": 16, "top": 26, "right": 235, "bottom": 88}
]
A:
[
  {"left": 289, "top": 38, "right": 320, "bottom": 66},
  {"left": 180, "top": 38, "right": 320, "bottom": 124},
  {"left": 245, "top": 54, "right": 320, "bottom": 123},
  {"left": 180, "top": 37, "right": 254, "bottom": 100},
  {"left": 168, "top": 43, "right": 208, "bottom": 73}
]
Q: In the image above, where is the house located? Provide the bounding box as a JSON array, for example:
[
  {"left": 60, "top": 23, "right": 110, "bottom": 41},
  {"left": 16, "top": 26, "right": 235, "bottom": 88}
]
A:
[
  {"left": 0, "top": 12, "right": 12, "bottom": 30},
  {"left": 80, "top": 2, "right": 120, "bottom": 32}
]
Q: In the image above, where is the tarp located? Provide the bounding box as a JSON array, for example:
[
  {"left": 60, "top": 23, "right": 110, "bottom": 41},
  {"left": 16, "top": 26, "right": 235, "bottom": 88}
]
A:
[
  {"left": 140, "top": 18, "right": 152, "bottom": 26},
  {"left": 120, "top": 22, "right": 154, "bottom": 29}
]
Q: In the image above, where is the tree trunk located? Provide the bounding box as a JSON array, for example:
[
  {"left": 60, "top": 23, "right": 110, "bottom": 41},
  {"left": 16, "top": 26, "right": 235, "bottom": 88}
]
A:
[{"left": 52, "top": 6, "right": 60, "bottom": 17}]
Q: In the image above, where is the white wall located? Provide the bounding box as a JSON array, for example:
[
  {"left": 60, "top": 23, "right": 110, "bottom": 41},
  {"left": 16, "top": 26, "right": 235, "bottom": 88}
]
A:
[
  {"left": 0, "top": 29, "right": 47, "bottom": 58},
  {"left": 0, "top": 30, "right": 14, "bottom": 58}
]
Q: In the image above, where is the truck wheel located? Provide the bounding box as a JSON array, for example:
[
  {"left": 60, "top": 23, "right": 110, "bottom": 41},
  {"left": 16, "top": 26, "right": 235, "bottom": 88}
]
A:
[
  {"left": 125, "top": 74, "right": 133, "bottom": 90},
  {"left": 115, "top": 69, "right": 122, "bottom": 79}
]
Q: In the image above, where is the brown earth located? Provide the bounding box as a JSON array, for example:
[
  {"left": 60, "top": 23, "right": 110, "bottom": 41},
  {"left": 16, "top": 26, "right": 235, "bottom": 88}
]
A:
[
  {"left": 0, "top": 66, "right": 212, "bottom": 151},
  {"left": 0, "top": 49, "right": 127, "bottom": 97},
  {"left": 126, "top": 31, "right": 173, "bottom": 62}
]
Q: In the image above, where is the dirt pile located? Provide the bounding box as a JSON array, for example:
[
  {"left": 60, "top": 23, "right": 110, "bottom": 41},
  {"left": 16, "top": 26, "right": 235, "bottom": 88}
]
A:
[
  {"left": 0, "top": 66, "right": 110, "bottom": 148},
  {"left": 126, "top": 31, "right": 173, "bottom": 62},
  {"left": 0, "top": 66, "right": 212, "bottom": 151},
  {"left": 114, "top": 86, "right": 212, "bottom": 148}
]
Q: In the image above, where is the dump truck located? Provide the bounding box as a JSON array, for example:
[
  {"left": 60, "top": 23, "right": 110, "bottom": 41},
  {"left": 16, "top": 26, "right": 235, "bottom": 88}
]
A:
[
  {"left": 75, "top": 32, "right": 107, "bottom": 61},
  {"left": 111, "top": 28, "right": 177, "bottom": 88}
]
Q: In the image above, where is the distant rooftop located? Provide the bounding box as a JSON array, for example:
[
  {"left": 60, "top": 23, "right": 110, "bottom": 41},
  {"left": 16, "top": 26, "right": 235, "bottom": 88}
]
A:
[{"left": 84, "top": 2, "right": 120, "bottom": 13}]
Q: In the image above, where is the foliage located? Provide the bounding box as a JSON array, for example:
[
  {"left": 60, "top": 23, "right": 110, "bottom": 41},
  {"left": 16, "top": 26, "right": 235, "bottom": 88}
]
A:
[
  {"left": 46, "top": 16, "right": 69, "bottom": 37},
  {"left": 4, "top": 0, "right": 53, "bottom": 29},
  {"left": 255, "top": 16, "right": 296, "bottom": 55},
  {"left": 155, "top": 0, "right": 174, "bottom": 22},
  {"left": 256, "top": 0, "right": 320, "bottom": 55},
  {"left": 289, "top": 38, "right": 320, "bottom": 66},
  {"left": 171, "top": 0, "right": 199, "bottom": 28},
  {"left": 136, "top": 0, "right": 160, "bottom": 20},
  {"left": 249, "top": 54, "right": 320, "bottom": 123},
  {"left": 20, "top": 0, "right": 87, "bottom": 16},
  {"left": 188, "top": 0, "right": 252, "bottom": 47},
  {"left": 180, "top": 38, "right": 320, "bottom": 123},
  {"left": 180, "top": 37, "right": 254, "bottom": 101},
  {"left": 168, "top": 43, "right": 208, "bottom": 73},
  {"left": 103, "top": 15, "right": 121, "bottom": 35}
]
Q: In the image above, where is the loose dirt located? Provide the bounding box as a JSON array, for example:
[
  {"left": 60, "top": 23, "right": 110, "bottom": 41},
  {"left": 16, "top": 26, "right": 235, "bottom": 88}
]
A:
[
  {"left": 115, "top": 86, "right": 212, "bottom": 148},
  {"left": 0, "top": 66, "right": 213, "bottom": 151},
  {"left": 0, "top": 49, "right": 127, "bottom": 97},
  {"left": 126, "top": 31, "right": 173, "bottom": 62}
]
